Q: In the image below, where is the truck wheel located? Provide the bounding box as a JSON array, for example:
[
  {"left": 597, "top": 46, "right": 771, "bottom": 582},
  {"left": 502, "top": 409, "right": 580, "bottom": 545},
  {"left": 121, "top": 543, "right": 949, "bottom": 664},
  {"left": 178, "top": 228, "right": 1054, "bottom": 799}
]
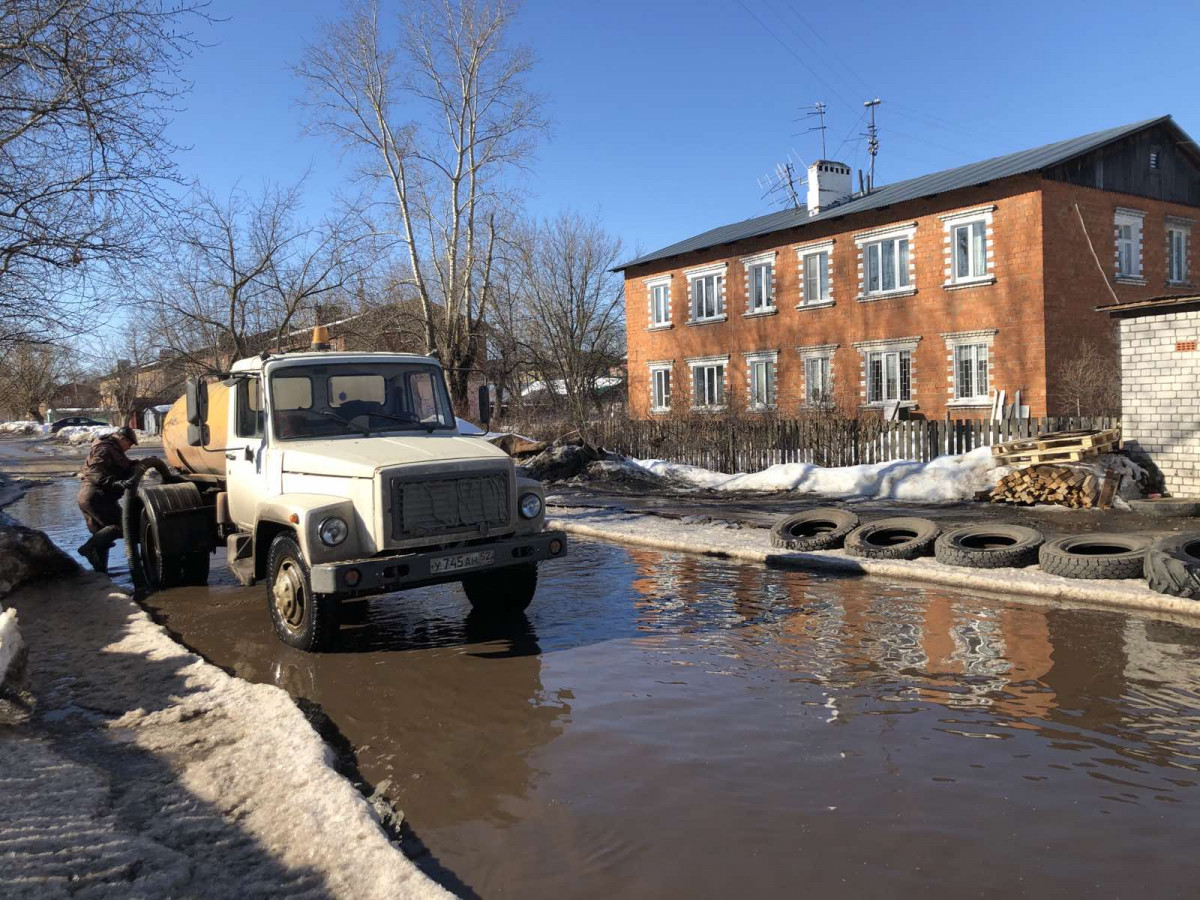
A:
[
  {"left": 267, "top": 534, "right": 339, "bottom": 652},
  {"left": 462, "top": 562, "right": 538, "bottom": 617}
]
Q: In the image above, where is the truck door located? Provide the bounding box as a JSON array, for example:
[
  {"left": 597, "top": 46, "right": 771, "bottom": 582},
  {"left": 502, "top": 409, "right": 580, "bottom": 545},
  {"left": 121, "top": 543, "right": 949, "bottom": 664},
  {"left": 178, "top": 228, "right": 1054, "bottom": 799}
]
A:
[{"left": 227, "top": 376, "right": 266, "bottom": 529}]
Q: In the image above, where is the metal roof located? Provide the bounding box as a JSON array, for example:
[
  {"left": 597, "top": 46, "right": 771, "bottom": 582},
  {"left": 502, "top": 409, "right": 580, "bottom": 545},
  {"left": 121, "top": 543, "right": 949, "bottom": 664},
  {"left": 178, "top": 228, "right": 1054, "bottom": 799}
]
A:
[
  {"left": 1098, "top": 293, "right": 1200, "bottom": 316},
  {"left": 616, "top": 115, "right": 1178, "bottom": 271}
]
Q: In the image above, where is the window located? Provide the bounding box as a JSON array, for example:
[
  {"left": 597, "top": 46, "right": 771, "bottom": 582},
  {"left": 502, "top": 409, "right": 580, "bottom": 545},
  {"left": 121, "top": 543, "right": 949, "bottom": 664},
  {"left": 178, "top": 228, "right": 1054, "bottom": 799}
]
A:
[
  {"left": 329, "top": 374, "right": 386, "bottom": 407},
  {"left": 236, "top": 377, "right": 264, "bottom": 438},
  {"left": 748, "top": 262, "right": 774, "bottom": 312},
  {"left": 1114, "top": 209, "right": 1145, "bottom": 279},
  {"left": 745, "top": 353, "right": 776, "bottom": 408},
  {"left": 1168, "top": 226, "right": 1189, "bottom": 284},
  {"left": 802, "top": 251, "right": 830, "bottom": 303},
  {"left": 865, "top": 236, "right": 910, "bottom": 294},
  {"left": 804, "top": 356, "right": 831, "bottom": 405},
  {"left": 691, "top": 364, "right": 725, "bottom": 408},
  {"left": 952, "top": 220, "right": 988, "bottom": 281},
  {"left": 650, "top": 366, "right": 671, "bottom": 412},
  {"left": 691, "top": 274, "right": 724, "bottom": 321},
  {"left": 867, "top": 350, "right": 911, "bottom": 403},
  {"left": 650, "top": 281, "right": 671, "bottom": 326},
  {"left": 954, "top": 344, "right": 989, "bottom": 401}
]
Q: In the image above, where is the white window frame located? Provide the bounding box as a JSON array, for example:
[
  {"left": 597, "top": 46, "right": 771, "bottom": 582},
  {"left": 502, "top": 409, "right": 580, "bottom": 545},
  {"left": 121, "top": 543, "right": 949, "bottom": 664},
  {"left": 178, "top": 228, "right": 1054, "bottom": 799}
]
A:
[
  {"left": 943, "top": 329, "right": 997, "bottom": 408},
  {"left": 687, "top": 355, "right": 729, "bottom": 410},
  {"left": 853, "top": 337, "right": 920, "bottom": 407},
  {"left": 795, "top": 239, "right": 835, "bottom": 308},
  {"left": 798, "top": 343, "right": 837, "bottom": 406},
  {"left": 685, "top": 262, "right": 728, "bottom": 324},
  {"left": 648, "top": 362, "right": 672, "bottom": 413},
  {"left": 1114, "top": 208, "right": 1146, "bottom": 282},
  {"left": 645, "top": 275, "right": 672, "bottom": 328},
  {"left": 940, "top": 205, "right": 995, "bottom": 288},
  {"left": 1167, "top": 218, "right": 1192, "bottom": 285},
  {"left": 854, "top": 223, "right": 916, "bottom": 300},
  {"left": 866, "top": 350, "right": 911, "bottom": 403},
  {"left": 744, "top": 350, "right": 778, "bottom": 410},
  {"left": 741, "top": 251, "right": 776, "bottom": 316}
]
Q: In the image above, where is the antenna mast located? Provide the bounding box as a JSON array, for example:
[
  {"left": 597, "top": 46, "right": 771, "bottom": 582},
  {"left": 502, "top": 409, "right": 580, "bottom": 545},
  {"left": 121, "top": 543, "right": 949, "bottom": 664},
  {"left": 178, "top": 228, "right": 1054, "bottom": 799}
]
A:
[
  {"left": 864, "top": 98, "right": 881, "bottom": 191},
  {"left": 798, "top": 101, "right": 827, "bottom": 158}
]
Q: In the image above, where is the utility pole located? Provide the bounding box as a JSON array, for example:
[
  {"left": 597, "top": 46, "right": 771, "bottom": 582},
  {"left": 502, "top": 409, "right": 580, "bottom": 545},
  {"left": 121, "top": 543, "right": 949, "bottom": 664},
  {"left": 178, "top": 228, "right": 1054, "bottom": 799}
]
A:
[{"left": 864, "top": 98, "right": 881, "bottom": 191}]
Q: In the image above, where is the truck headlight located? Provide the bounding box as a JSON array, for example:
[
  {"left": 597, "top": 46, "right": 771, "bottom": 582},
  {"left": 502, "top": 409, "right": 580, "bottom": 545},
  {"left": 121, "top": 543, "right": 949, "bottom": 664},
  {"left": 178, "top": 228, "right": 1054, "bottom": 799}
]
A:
[
  {"left": 519, "top": 492, "right": 542, "bottom": 519},
  {"left": 318, "top": 516, "right": 348, "bottom": 546}
]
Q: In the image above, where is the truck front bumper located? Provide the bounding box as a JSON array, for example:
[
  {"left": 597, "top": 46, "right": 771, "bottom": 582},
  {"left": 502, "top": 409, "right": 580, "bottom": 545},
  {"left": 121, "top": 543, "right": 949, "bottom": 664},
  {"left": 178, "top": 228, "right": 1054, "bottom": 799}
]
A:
[{"left": 309, "top": 530, "right": 568, "bottom": 597}]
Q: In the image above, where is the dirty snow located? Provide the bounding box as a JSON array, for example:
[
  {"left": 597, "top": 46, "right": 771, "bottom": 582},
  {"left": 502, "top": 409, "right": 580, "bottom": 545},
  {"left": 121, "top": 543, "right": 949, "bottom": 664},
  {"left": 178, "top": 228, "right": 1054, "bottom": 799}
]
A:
[
  {"left": 625, "top": 446, "right": 999, "bottom": 501},
  {"left": 0, "top": 606, "right": 23, "bottom": 689},
  {"left": 0, "top": 572, "right": 449, "bottom": 899},
  {"left": 548, "top": 506, "right": 1198, "bottom": 621},
  {"left": 0, "top": 421, "right": 49, "bottom": 435}
]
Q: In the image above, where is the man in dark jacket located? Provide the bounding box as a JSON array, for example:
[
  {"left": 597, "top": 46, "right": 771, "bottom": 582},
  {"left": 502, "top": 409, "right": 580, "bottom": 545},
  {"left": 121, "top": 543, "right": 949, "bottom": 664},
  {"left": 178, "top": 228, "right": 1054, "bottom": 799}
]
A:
[{"left": 76, "top": 426, "right": 141, "bottom": 573}]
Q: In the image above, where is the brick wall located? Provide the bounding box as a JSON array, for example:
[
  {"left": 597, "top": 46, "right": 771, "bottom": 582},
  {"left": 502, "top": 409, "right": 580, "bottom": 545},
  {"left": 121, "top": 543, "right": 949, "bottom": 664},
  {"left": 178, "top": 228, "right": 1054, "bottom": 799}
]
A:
[
  {"left": 624, "top": 176, "right": 1048, "bottom": 419},
  {"left": 1040, "top": 180, "right": 1199, "bottom": 413},
  {"left": 1117, "top": 309, "right": 1200, "bottom": 494}
]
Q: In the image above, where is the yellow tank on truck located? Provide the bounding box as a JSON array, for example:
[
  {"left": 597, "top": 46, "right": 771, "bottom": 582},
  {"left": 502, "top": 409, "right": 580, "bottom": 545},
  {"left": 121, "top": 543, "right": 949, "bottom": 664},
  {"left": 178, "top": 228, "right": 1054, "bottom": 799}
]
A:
[{"left": 162, "top": 380, "right": 231, "bottom": 477}]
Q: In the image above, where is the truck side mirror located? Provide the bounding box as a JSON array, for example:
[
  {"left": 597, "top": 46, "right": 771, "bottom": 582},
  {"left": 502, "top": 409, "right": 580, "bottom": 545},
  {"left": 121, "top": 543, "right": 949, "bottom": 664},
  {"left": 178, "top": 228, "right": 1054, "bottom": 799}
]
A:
[
  {"left": 185, "top": 377, "right": 208, "bottom": 447},
  {"left": 477, "top": 384, "right": 492, "bottom": 426}
]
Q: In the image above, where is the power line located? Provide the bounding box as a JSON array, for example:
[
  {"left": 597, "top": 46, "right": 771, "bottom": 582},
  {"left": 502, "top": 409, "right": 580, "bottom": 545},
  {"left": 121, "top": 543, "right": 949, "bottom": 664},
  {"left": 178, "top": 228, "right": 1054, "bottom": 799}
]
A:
[
  {"left": 734, "top": 0, "right": 855, "bottom": 109},
  {"left": 769, "top": 0, "right": 875, "bottom": 98},
  {"left": 832, "top": 108, "right": 867, "bottom": 158}
]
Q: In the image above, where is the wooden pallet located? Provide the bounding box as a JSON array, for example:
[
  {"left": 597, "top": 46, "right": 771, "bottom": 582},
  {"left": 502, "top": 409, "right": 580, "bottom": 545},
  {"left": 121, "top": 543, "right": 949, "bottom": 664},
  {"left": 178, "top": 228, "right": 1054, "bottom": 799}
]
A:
[
  {"left": 991, "top": 427, "right": 1121, "bottom": 458},
  {"left": 992, "top": 441, "right": 1118, "bottom": 466}
]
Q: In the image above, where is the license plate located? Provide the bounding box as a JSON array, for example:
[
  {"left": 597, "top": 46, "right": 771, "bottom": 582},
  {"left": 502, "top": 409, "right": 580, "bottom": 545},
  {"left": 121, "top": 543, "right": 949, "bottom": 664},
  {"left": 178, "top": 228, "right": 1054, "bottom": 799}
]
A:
[{"left": 430, "top": 549, "right": 495, "bottom": 575}]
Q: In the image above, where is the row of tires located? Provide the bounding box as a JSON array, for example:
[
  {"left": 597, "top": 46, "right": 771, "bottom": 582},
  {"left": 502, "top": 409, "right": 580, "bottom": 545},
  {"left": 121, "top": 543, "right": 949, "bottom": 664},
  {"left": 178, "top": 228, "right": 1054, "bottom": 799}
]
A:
[{"left": 768, "top": 508, "right": 1200, "bottom": 598}]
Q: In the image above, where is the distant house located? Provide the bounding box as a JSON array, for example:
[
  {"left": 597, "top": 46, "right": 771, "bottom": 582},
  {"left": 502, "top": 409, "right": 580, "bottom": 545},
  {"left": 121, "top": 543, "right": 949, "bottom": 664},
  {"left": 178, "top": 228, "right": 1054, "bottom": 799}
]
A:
[{"left": 618, "top": 115, "right": 1200, "bottom": 420}]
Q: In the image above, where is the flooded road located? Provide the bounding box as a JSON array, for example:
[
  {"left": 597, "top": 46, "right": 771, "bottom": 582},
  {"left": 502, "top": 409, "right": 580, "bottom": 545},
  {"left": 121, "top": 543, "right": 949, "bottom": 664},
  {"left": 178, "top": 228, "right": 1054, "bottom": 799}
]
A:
[{"left": 11, "top": 480, "right": 1200, "bottom": 898}]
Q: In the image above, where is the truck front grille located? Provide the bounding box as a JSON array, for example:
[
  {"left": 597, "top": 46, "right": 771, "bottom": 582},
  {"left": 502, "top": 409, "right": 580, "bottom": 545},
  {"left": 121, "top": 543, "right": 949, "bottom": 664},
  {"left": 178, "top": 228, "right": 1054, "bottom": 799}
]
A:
[{"left": 390, "top": 473, "right": 510, "bottom": 541}]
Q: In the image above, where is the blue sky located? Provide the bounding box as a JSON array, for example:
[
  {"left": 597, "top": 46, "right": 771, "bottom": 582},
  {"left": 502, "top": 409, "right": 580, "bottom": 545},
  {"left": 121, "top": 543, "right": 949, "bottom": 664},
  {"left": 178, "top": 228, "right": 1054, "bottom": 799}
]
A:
[{"left": 170, "top": 0, "right": 1200, "bottom": 262}]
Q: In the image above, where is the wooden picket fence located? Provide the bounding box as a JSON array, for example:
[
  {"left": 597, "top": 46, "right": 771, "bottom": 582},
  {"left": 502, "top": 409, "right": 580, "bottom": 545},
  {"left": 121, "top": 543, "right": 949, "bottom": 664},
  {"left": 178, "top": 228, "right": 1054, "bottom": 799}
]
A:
[{"left": 591, "top": 415, "right": 1120, "bottom": 474}]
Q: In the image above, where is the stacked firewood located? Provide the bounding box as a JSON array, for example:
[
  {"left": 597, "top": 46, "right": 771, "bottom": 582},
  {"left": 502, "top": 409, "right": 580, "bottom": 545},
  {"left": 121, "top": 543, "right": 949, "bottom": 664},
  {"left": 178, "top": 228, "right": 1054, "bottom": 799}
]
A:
[{"left": 987, "top": 465, "right": 1103, "bottom": 509}]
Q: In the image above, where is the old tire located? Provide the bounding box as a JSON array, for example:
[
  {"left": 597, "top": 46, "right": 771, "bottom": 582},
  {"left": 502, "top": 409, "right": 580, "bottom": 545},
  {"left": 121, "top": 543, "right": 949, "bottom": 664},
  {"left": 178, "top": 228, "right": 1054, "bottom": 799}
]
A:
[
  {"left": 1038, "top": 533, "right": 1149, "bottom": 580},
  {"left": 770, "top": 508, "right": 860, "bottom": 551},
  {"left": 934, "top": 525, "right": 1044, "bottom": 569},
  {"left": 462, "top": 562, "right": 538, "bottom": 617},
  {"left": 844, "top": 517, "right": 939, "bottom": 560},
  {"left": 1144, "top": 534, "right": 1200, "bottom": 598},
  {"left": 1127, "top": 498, "right": 1200, "bottom": 518},
  {"left": 267, "top": 534, "right": 339, "bottom": 652}
]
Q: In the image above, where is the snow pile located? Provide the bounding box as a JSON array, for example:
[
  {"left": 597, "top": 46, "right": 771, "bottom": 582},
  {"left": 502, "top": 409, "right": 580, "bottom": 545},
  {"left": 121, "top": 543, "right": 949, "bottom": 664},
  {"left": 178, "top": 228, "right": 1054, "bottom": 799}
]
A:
[
  {"left": 0, "top": 421, "right": 49, "bottom": 436},
  {"left": 0, "top": 607, "right": 24, "bottom": 691},
  {"left": 628, "top": 446, "right": 1000, "bottom": 502}
]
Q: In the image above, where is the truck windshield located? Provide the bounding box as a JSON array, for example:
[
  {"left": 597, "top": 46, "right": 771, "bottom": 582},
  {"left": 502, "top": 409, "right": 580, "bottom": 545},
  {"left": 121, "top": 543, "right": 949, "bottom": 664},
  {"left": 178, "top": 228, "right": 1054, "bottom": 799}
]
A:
[{"left": 268, "top": 362, "right": 456, "bottom": 440}]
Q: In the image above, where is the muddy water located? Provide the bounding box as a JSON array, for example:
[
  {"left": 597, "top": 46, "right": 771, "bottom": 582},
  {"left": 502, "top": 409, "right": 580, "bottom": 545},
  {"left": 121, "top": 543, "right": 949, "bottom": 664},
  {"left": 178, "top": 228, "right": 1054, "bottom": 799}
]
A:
[{"left": 12, "top": 480, "right": 1200, "bottom": 898}]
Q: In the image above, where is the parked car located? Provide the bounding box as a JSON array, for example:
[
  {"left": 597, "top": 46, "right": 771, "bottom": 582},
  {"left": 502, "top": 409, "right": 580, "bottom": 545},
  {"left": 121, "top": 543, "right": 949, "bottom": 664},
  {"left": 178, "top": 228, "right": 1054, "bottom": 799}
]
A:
[{"left": 49, "top": 416, "right": 108, "bottom": 432}]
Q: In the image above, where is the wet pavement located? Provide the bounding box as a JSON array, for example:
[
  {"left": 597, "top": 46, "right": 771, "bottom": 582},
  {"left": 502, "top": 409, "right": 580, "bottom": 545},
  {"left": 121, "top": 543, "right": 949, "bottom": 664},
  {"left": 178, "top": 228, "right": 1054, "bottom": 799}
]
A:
[{"left": 11, "top": 479, "right": 1200, "bottom": 898}]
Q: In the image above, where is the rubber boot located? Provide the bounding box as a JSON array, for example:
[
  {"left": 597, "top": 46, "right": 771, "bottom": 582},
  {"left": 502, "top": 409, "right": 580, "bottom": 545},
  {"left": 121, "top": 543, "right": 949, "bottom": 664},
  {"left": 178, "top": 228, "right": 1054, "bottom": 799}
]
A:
[
  {"left": 77, "top": 536, "right": 104, "bottom": 573},
  {"left": 88, "top": 525, "right": 121, "bottom": 575}
]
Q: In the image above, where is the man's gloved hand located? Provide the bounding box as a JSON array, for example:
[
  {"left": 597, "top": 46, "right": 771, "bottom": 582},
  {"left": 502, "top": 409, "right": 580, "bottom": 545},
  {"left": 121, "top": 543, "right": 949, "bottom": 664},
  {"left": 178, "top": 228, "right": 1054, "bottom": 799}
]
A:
[{"left": 107, "top": 475, "right": 138, "bottom": 492}]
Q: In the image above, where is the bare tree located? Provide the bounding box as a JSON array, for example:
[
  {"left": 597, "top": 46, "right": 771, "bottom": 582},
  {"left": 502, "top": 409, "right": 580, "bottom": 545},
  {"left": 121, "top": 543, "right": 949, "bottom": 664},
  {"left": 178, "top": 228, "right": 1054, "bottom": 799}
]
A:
[
  {"left": 1052, "top": 339, "right": 1122, "bottom": 417},
  {"left": 296, "top": 0, "right": 546, "bottom": 410},
  {"left": 514, "top": 211, "right": 624, "bottom": 431},
  {"left": 0, "top": 0, "right": 210, "bottom": 349},
  {"left": 143, "top": 182, "right": 372, "bottom": 373},
  {"left": 0, "top": 342, "right": 70, "bottom": 421}
]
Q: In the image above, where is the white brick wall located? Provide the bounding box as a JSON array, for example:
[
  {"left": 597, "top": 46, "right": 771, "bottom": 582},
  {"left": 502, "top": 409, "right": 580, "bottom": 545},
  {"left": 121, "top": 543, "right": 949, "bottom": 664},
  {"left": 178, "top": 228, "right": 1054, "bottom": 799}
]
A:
[{"left": 1119, "top": 309, "right": 1200, "bottom": 495}]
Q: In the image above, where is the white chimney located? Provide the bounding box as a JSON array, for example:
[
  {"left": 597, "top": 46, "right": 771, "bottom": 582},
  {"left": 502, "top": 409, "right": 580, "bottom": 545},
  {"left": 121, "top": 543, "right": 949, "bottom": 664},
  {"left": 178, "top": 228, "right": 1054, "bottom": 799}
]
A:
[{"left": 806, "top": 160, "right": 853, "bottom": 217}]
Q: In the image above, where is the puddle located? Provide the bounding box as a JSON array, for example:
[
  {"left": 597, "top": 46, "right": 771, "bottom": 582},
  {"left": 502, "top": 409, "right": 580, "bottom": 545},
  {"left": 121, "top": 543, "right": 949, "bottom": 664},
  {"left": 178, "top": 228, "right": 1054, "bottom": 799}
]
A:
[{"left": 11, "top": 479, "right": 1200, "bottom": 898}]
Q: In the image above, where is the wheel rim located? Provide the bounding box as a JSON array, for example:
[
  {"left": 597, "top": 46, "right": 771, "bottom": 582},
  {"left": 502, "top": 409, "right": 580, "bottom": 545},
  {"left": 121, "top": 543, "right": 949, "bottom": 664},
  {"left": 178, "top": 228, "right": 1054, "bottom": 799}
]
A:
[{"left": 273, "top": 559, "right": 307, "bottom": 631}]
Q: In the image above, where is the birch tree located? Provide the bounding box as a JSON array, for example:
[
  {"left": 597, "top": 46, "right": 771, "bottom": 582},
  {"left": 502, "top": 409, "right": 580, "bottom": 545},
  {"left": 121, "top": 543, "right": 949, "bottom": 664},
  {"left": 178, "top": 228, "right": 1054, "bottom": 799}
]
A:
[{"left": 296, "top": 0, "right": 545, "bottom": 409}]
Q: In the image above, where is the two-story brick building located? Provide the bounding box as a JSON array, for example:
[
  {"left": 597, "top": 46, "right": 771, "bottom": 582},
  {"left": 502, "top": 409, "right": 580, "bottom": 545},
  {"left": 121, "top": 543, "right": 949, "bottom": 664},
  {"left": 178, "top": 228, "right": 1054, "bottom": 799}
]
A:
[{"left": 619, "top": 115, "right": 1200, "bottom": 420}]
